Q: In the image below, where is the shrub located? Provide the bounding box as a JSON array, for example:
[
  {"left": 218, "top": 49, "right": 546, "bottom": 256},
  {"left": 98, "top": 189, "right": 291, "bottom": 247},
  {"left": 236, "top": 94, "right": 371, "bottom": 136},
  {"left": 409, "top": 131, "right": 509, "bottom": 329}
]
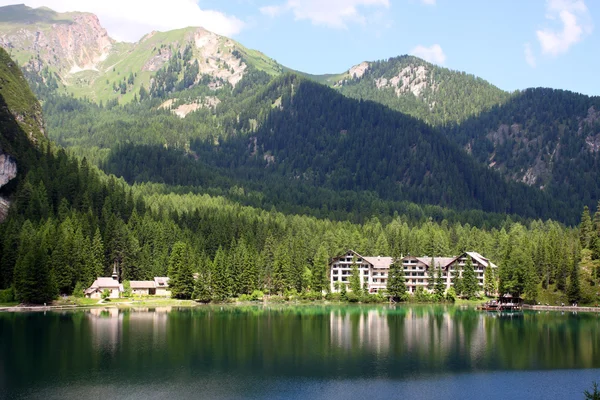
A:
[
  {"left": 446, "top": 287, "right": 457, "bottom": 302},
  {"left": 101, "top": 289, "right": 111, "bottom": 300},
  {"left": 325, "top": 292, "right": 341, "bottom": 301},
  {"left": 249, "top": 290, "right": 264, "bottom": 301},
  {"left": 346, "top": 292, "right": 359, "bottom": 303},
  {"left": 0, "top": 287, "right": 15, "bottom": 303},
  {"left": 301, "top": 291, "right": 323, "bottom": 301},
  {"left": 72, "top": 282, "right": 84, "bottom": 298}
]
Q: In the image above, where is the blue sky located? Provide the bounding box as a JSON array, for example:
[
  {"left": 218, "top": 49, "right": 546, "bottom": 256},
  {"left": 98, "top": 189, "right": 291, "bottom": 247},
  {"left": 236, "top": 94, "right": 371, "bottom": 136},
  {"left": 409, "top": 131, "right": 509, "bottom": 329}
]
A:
[{"left": 2, "top": 0, "right": 598, "bottom": 95}]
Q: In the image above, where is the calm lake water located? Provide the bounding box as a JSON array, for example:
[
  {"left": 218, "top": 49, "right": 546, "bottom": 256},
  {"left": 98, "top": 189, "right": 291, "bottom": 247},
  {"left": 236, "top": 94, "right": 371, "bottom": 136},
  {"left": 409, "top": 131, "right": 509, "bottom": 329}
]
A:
[{"left": 1, "top": 305, "right": 599, "bottom": 399}]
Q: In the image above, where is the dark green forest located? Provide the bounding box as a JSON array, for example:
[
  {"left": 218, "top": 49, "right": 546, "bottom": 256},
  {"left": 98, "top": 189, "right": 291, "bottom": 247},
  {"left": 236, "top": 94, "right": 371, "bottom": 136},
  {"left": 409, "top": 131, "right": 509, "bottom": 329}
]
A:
[{"left": 1, "top": 46, "right": 600, "bottom": 305}]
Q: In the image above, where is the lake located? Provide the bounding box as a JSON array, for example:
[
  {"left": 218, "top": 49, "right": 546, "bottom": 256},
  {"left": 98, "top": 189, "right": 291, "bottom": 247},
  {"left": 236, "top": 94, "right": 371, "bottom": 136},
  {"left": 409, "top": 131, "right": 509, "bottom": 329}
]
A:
[{"left": 1, "top": 305, "right": 599, "bottom": 399}]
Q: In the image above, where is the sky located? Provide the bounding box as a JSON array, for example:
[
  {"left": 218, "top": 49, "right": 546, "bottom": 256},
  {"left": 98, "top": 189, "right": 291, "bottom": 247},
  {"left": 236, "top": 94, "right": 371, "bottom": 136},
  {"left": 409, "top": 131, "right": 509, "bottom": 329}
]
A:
[{"left": 0, "top": 0, "right": 598, "bottom": 95}]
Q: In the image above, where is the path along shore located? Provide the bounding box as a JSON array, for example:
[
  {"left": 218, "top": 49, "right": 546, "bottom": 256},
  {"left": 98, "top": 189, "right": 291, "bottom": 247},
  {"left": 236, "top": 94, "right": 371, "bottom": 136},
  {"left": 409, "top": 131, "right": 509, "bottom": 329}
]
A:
[{"left": 523, "top": 304, "right": 600, "bottom": 313}]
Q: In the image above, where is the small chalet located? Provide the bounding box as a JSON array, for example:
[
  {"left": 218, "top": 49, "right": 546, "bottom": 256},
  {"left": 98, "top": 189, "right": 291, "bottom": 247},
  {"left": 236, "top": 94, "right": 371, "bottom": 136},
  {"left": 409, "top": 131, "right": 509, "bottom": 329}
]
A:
[
  {"left": 85, "top": 266, "right": 124, "bottom": 299},
  {"left": 153, "top": 277, "right": 170, "bottom": 296},
  {"left": 130, "top": 281, "right": 157, "bottom": 296}
]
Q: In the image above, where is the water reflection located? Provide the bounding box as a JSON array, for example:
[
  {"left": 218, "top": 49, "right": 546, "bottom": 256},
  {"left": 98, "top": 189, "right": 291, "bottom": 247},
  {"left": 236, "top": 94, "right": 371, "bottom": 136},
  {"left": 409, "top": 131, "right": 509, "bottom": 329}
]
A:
[{"left": 1, "top": 305, "right": 599, "bottom": 396}]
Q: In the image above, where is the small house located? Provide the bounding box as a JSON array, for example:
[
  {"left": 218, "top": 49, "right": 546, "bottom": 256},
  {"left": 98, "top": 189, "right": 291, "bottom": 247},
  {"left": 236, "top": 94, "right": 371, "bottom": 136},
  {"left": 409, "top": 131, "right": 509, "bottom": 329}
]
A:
[
  {"left": 85, "top": 267, "right": 123, "bottom": 299},
  {"left": 154, "top": 277, "right": 170, "bottom": 296},
  {"left": 130, "top": 281, "right": 156, "bottom": 296}
]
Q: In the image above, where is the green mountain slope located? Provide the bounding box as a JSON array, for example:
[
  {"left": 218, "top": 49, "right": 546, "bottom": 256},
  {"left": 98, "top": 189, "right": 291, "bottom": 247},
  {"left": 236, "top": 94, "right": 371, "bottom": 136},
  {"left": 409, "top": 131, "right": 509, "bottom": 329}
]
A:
[
  {"left": 325, "top": 55, "right": 511, "bottom": 126},
  {"left": 0, "top": 4, "right": 283, "bottom": 104},
  {"left": 0, "top": 45, "right": 47, "bottom": 220},
  {"left": 444, "top": 88, "right": 600, "bottom": 207},
  {"left": 97, "top": 75, "right": 572, "bottom": 223}
]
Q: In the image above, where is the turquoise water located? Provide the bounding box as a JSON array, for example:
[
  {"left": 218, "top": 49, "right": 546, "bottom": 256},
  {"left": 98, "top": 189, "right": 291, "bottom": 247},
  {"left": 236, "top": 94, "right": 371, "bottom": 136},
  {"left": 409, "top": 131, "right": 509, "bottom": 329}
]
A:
[{"left": 1, "top": 305, "right": 599, "bottom": 399}]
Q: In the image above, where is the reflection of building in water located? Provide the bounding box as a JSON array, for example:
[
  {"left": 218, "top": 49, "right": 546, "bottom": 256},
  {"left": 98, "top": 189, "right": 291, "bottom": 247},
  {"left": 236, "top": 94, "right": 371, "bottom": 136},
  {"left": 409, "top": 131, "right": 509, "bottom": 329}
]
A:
[
  {"left": 87, "top": 308, "right": 172, "bottom": 352},
  {"left": 88, "top": 308, "right": 123, "bottom": 352},
  {"left": 329, "top": 309, "right": 390, "bottom": 353},
  {"left": 329, "top": 308, "right": 490, "bottom": 363}
]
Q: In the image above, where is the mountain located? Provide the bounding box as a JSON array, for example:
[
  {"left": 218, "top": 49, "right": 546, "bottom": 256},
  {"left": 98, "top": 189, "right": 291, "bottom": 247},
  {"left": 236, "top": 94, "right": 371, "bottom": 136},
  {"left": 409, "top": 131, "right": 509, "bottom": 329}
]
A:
[
  {"left": 0, "top": 45, "right": 47, "bottom": 220},
  {"left": 320, "top": 55, "right": 512, "bottom": 126},
  {"left": 444, "top": 88, "right": 600, "bottom": 207},
  {"left": 0, "top": 4, "right": 282, "bottom": 103},
  {"left": 1, "top": 5, "right": 597, "bottom": 225}
]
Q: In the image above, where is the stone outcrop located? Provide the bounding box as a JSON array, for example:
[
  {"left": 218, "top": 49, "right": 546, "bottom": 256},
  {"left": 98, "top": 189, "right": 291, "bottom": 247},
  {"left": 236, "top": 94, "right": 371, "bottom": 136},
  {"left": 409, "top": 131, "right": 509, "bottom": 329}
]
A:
[
  {"left": 0, "top": 151, "right": 17, "bottom": 222},
  {"left": 0, "top": 151, "right": 17, "bottom": 188},
  {"left": 0, "top": 11, "right": 114, "bottom": 75}
]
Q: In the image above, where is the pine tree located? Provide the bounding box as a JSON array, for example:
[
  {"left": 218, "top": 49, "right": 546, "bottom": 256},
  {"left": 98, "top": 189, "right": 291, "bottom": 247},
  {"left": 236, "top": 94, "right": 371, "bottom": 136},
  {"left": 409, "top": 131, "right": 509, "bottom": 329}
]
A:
[
  {"left": 427, "top": 256, "right": 435, "bottom": 291},
  {"left": 453, "top": 265, "right": 463, "bottom": 297},
  {"left": 580, "top": 206, "right": 593, "bottom": 249},
  {"left": 91, "top": 228, "right": 105, "bottom": 279},
  {"left": 349, "top": 257, "right": 361, "bottom": 294},
  {"left": 272, "top": 243, "right": 290, "bottom": 294},
  {"left": 168, "top": 241, "right": 194, "bottom": 299},
  {"left": 387, "top": 252, "right": 407, "bottom": 301},
  {"left": 567, "top": 261, "right": 581, "bottom": 304},
  {"left": 434, "top": 264, "right": 445, "bottom": 301},
  {"left": 483, "top": 262, "right": 495, "bottom": 296},
  {"left": 13, "top": 221, "right": 56, "bottom": 304},
  {"left": 311, "top": 244, "right": 328, "bottom": 293},
  {"left": 461, "top": 256, "right": 479, "bottom": 299},
  {"left": 212, "top": 246, "right": 230, "bottom": 301},
  {"left": 193, "top": 272, "right": 212, "bottom": 303}
]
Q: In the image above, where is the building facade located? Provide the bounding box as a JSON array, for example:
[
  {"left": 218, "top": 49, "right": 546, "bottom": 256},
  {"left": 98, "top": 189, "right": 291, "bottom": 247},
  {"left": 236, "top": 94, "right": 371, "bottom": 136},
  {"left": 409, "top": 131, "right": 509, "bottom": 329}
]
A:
[{"left": 329, "top": 250, "right": 497, "bottom": 294}]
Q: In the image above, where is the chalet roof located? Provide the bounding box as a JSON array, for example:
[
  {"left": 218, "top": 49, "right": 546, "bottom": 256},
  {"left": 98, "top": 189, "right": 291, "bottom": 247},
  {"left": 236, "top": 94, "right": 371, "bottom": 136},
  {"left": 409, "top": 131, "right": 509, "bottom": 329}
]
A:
[
  {"left": 154, "top": 277, "right": 170, "bottom": 287},
  {"left": 465, "top": 251, "right": 498, "bottom": 269},
  {"left": 130, "top": 281, "right": 156, "bottom": 289},
  {"left": 415, "top": 257, "right": 456, "bottom": 269},
  {"left": 90, "top": 277, "right": 121, "bottom": 289},
  {"left": 363, "top": 256, "right": 393, "bottom": 269}
]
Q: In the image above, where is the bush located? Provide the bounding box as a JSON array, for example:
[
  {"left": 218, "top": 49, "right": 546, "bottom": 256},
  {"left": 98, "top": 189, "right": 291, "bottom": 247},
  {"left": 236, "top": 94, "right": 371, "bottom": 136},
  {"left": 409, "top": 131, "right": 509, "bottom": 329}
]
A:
[
  {"left": 0, "top": 287, "right": 15, "bottom": 303},
  {"left": 72, "top": 282, "right": 84, "bottom": 298},
  {"left": 249, "top": 290, "right": 264, "bottom": 301},
  {"left": 301, "top": 291, "right": 323, "bottom": 301},
  {"left": 346, "top": 292, "right": 359, "bottom": 302},
  {"left": 101, "top": 289, "right": 111, "bottom": 300},
  {"left": 446, "top": 287, "right": 457, "bottom": 302},
  {"left": 325, "top": 292, "right": 341, "bottom": 301},
  {"left": 122, "top": 280, "right": 132, "bottom": 298}
]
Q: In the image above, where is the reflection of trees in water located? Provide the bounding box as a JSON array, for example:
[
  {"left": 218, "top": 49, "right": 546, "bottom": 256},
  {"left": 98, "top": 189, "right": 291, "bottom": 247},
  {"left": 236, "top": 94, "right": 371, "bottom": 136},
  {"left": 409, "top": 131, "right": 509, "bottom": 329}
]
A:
[{"left": 1, "top": 306, "right": 600, "bottom": 387}]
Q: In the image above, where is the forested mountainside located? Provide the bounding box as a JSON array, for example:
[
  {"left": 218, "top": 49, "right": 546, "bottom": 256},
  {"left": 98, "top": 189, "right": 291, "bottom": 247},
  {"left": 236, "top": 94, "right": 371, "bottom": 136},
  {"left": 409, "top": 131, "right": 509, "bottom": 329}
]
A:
[
  {"left": 4, "top": 4, "right": 600, "bottom": 222},
  {"left": 0, "top": 5, "right": 600, "bottom": 224},
  {"left": 329, "top": 55, "right": 511, "bottom": 126},
  {"left": 0, "top": 46, "right": 48, "bottom": 220},
  {"left": 443, "top": 88, "right": 600, "bottom": 207},
  {"left": 1, "top": 44, "right": 599, "bottom": 308}
]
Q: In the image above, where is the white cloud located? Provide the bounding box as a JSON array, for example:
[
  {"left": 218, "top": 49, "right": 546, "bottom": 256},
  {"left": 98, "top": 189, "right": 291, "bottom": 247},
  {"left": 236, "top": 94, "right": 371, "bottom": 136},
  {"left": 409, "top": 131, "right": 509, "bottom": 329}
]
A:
[
  {"left": 0, "top": 0, "right": 245, "bottom": 42},
  {"left": 410, "top": 44, "right": 446, "bottom": 65},
  {"left": 260, "top": 0, "right": 390, "bottom": 29},
  {"left": 524, "top": 42, "right": 536, "bottom": 68},
  {"left": 536, "top": 0, "right": 592, "bottom": 56}
]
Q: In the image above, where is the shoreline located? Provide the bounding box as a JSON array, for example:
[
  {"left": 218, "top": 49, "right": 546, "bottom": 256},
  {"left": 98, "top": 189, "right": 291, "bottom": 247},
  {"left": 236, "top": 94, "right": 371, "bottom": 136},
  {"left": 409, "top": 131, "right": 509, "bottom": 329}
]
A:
[{"left": 523, "top": 304, "right": 600, "bottom": 313}]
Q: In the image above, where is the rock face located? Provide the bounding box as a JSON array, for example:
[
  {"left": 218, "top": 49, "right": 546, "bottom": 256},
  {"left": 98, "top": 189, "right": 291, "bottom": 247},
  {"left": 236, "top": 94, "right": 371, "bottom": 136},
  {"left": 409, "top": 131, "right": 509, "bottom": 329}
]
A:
[
  {"left": 374, "top": 64, "right": 433, "bottom": 98},
  {"left": 0, "top": 151, "right": 17, "bottom": 222},
  {"left": 0, "top": 8, "right": 113, "bottom": 75},
  {"left": 0, "top": 151, "right": 17, "bottom": 188}
]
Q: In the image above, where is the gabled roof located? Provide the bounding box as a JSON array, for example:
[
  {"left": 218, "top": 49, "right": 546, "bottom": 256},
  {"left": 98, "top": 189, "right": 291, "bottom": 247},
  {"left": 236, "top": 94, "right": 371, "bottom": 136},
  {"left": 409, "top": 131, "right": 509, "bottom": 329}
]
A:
[
  {"left": 154, "top": 277, "right": 170, "bottom": 287},
  {"left": 415, "top": 257, "right": 456, "bottom": 269},
  {"left": 464, "top": 252, "right": 498, "bottom": 269},
  {"left": 363, "top": 256, "right": 393, "bottom": 268},
  {"left": 90, "top": 277, "right": 121, "bottom": 289},
  {"left": 130, "top": 281, "right": 156, "bottom": 289}
]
